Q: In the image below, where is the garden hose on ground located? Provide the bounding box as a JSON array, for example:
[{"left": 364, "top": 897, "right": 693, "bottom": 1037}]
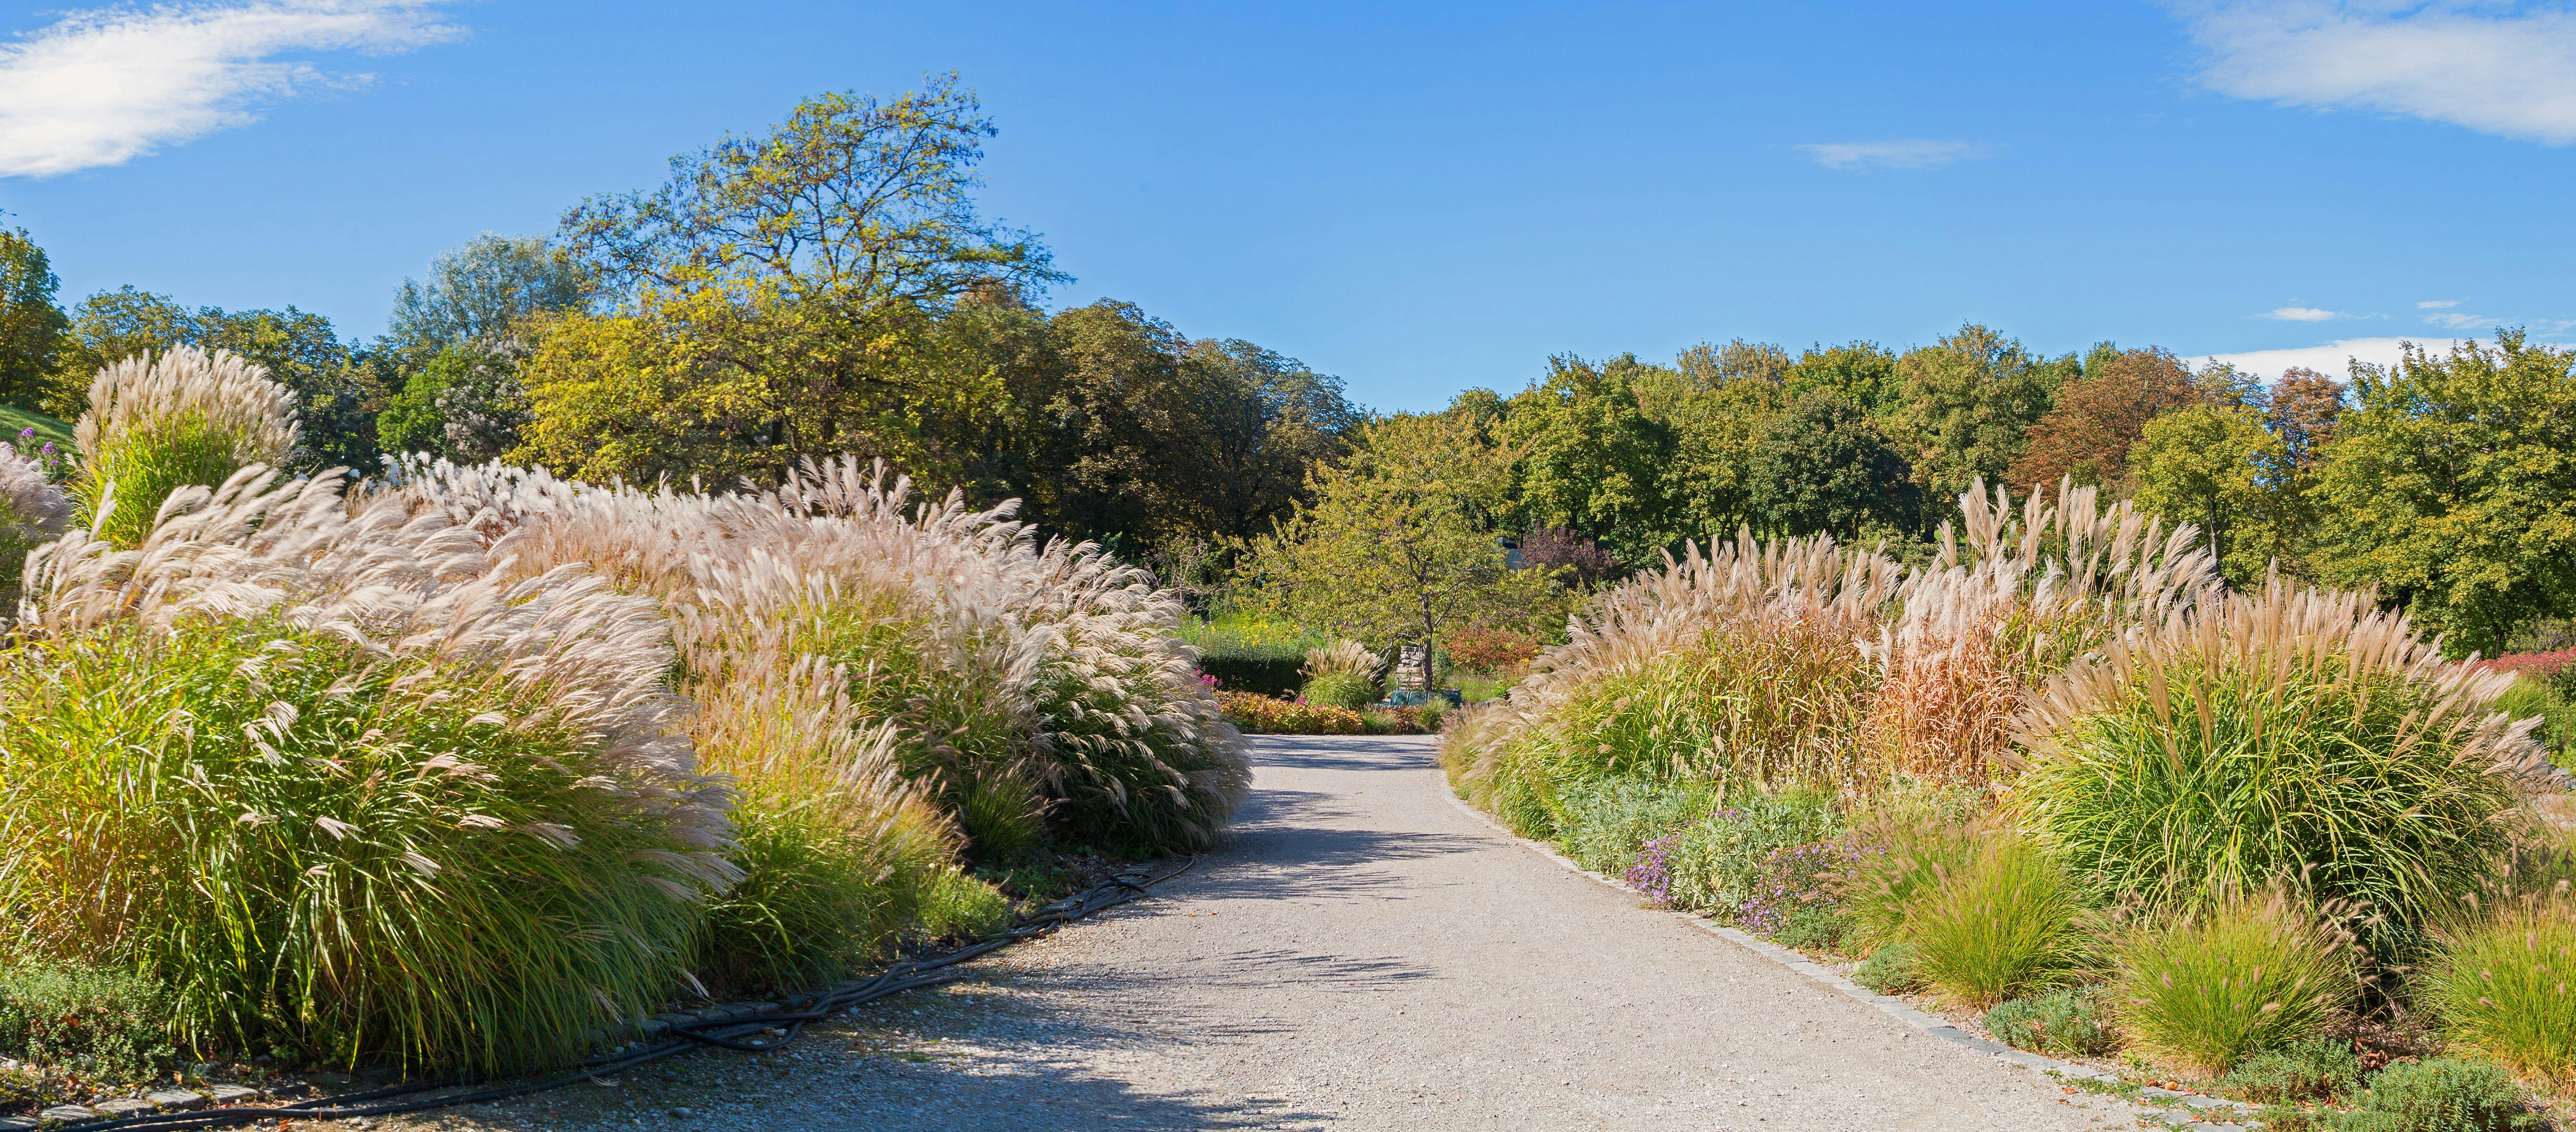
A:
[{"left": 54, "top": 858, "right": 1195, "bottom": 1132}]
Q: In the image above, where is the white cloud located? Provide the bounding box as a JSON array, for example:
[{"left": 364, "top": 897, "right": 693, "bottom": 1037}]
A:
[
  {"left": 2172, "top": 1, "right": 2576, "bottom": 144},
  {"left": 2196, "top": 335, "right": 2473, "bottom": 377},
  {"left": 1796, "top": 139, "right": 1992, "bottom": 170},
  {"left": 2424, "top": 310, "right": 2498, "bottom": 329},
  {"left": 2417, "top": 298, "right": 2462, "bottom": 309},
  {"left": 2260, "top": 306, "right": 2346, "bottom": 321},
  {"left": 0, "top": 1, "right": 461, "bottom": 178}
]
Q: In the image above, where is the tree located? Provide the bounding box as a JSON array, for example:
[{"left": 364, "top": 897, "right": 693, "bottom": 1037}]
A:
[
  {"left": 2008, "top": 345, "right": 2204, "bottom": 493},
  {"left": 2129, "top": 403, "right": 2286, "bottom": 584},
  {"left": 1240, "top": 413, "right": 1562, "bottom": 649},
  {"left": 1893, "top": 324, "right": 2066, "bottom": 508},
  {"left": 49, "top": 288, "right": 379, "bottom": 471},
  {"left": 2308, "top": 332, "right": 2576, "bottom": 655},
  {"left": 389, "top": 234, "right": 588, "bottom": 354},
  {"left": 527, "top": 80, "right": 1069, "bottom": 487},
  {"left": 378, "top": 338, "right": 532, "bottom": 463},
  {"left": 562, "top": 74, "right": 1063, "bottom": 308},
  {"left": 0, "top": 228, "right": 68, "bottom": 410},
  {"left": 1748, "top": 389, "right": 1920, "bottom": 540},
  {"left": 2265, "top": 366, "right": 2345, "bottom": 470},
  {"left": 1491, "top": 354, "right": 1684, "bottom": 562},
  {"left": 1784, "top": 340, "right": 1903, "bottom": 417}
]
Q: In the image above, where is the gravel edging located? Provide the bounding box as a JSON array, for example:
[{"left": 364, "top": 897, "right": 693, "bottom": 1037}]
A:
[{"left": 1434, "top": 785, "right": 2266, "bottom": 1132}]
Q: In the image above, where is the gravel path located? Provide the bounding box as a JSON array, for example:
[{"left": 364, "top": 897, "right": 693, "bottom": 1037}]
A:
[{"left": 378, "top": 734, "right": 2150, "bottom": 1131}]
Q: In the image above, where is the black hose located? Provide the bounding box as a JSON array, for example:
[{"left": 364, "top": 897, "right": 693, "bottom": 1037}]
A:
[{"left": 52, "top": 858, "right": 1192, "bottom": 1132}]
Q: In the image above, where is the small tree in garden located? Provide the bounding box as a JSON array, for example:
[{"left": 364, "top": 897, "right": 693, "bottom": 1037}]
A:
[{"left": 1240, "top": 412, "right": 1565, "bottom": 654}]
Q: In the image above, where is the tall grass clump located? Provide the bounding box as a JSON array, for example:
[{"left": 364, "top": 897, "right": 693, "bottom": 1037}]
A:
[
  {"left": 1904, "top": 833, "right": 2091, "bottom": 1009},
  {"left": 73, "top": 348, "right": 299, "bottom": 547},
  {"left": 2111, "top": 889, "right": 2357, "bottom": 1076},
  {"left": 1444, "top": 534, "right": 1899, "bottom": 837},
  {"left": 2425, "top": 889, "right": 2576, "bottom": 1090},
  {"left": 399, "top": 455, "right": 1250, "bottom": 859},
  {"left": 0, "top": 468, "right": 735, "bottom": 1072},
  {"left": 1299, "top": 639, "right": 1380, "bottom": 709},
  {"left": 1866, "top": 478, "right": 2216, "bottom": 783},
  {"left": 2014, "top": 577, "right": 2544, "bottom": 945}
]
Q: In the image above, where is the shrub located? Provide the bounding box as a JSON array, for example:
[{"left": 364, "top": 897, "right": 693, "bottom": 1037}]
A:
[
  {"left": 1221, "top": 691, "right": 1366, "bottom": 735},
  {"left": 1983, "top": 986, "right": 2114, "bottom": 1058},
  {"left": 1853, "top": 942, "right": 1923, "bottom": 994},
  {"left": 1554, "top": 776, "right": 1713, "bottom": 876},
  {"left": 914, "top": 864, "right": 1012, "bottom": 941},
  {"left": 1907, "top": 834, "right": 2090, "bottom": 1009},
  {"left": 72, "top": 347, "right": 299, "bottom": 547},
  {"left": 1443, "top": 626, "right": 1539, "bottom": 674},
  {"left": 0, "top": 471, "right": 736, "bottom": 1072},
  {"left": 1665, "top": 790, "right": 1842, "bottom": 918},
  {"left": 0, "top": 960, "right": 174, "bottom": 1085},
  {"left": 1741, "top": 839, "right": 1864, "bottom": 951},
  {"left": 2111, "top": 890, "right": 2357, "bottom": 1076},
  {"left": 2015, "top": 580, "right": 2537, "bottom": 947},
  {"left": 2221, "top": 1036, "right": 2365, "bottom": 1105},
  {"left": 1188, "top": 626, "right": 1313, "bottom": 698},
  {"left": 2423, "top": 892, "right": 2576, "bottom": 1090},
  {"left": 2490, "top": 675, "right": 2576, "bottom": 769},
  {"left": 2341, "top": 1058, "right": 2540, "bottom": 1132}
]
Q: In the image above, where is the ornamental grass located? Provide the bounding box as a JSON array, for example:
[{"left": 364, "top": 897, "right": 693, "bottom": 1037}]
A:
[
  {"left": 73, "top": 347, "right": 299, "bottom": 547},
  {"left": 2013, "top": 576, "right": 2544, "bottom": 944},
  {"left": 1903, "top": 833, "right": 2091, "bottom": 1009},
  {"left": 2425, "top": 888, "right": 2576, "bottom": 1091},
  {"left": 2110, "top": 888, "right": 2358, "bottom": 1077},
  {"left": 0, "top": 469, "right": 735, "bottom": 1071}
]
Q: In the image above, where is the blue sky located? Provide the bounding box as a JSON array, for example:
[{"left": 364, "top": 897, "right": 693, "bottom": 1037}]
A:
[{"left": 0, "top": 1, "right": 2568, "bottom": 411}]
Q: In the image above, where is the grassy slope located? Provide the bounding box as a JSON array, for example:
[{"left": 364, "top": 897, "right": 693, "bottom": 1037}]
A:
[{"left": 0, "top": 404, "right": 73, "bottom": 448}]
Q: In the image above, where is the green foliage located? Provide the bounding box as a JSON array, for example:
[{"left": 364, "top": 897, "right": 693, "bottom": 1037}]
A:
[
  {"left": 1552, "top": 775, "right": 1713, "bottom": 876},
  {"left": 0, "top": 228, "right": 68, "bottom": 411},
  {"left": 387, "top": 233, "right": 587, "bottom": 354},
  {"left": 2110, "top": 892, "right": 2356, "bottom": 1076},
  {"left": 2221, "top": 1037, "right": 2365, "bottom": 1106},
  {"left": 2337, "top": 1059, "right": 2540, "bottom": 1132},
  {"left": 2132, "top": 403, "right": 2293, "bottom": 585},
  {"left": 1664, "top": 790, "right": 1842, "bottom": 918},
  {"left": 1906, "top": 835, "right": 2090, "bottom": 1009},
  {"left": 1853, "top": 942, "right": 1924, "bottom": 994},
  {"left": 0, "top": 960, "right": 174, "bottom": 1085},
  {"left": 2424, "top": 895, "right": 2576, "bottom": 1090},
  {"left": 2490, "top": 674, "right": 2576, "bottom": 768},
  {"left": 377, "top": 339, "right": 530, "bottom": 464},
  {"left": 2310, "top": 333, "right": 2576, "bottom": 656},
  {"left": 1242, "top": 411, "right": 1567, "bottom": 648},
  {"left": 1748, "top": 389, "right": 1919, "bottom": 540},
  {"left": 1219, "top": 690, "right": 1365, "bottom": 735},
  {"left": 914, "top": 865, "right": 1012, "bottom": 941},
  {"left": 1892, "top": 323, "right": 2068, "bottom": 505},
  {"left": 1982, "top": 986, "right": 2114, "bottom": 1058}
]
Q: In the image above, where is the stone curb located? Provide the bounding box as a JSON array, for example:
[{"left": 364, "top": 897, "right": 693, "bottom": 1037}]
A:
[{"left": 1434, "top": 784, "right": 2262, "bottom": 1132}]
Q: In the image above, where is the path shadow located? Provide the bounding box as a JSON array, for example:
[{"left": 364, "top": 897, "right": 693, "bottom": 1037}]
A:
[
  {"left": 1178, "top": 787, "right": 1490, "bottom": 902},
  {"left": 1243, "top": 734, "right": 1439, "bottom": 772}
]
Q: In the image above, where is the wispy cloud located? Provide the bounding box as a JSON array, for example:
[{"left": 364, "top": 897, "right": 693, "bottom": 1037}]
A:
[
  {"left": 2171, "top": 1, "right": 2576, "bottom": 144},
  {"left": 2424, "top": 310, "right": 2499, "bottom": 329},
  {"left": 0, "top": 1, "right": 462, "bottom": 178},
  {"left": 2417, "top": 298, "right": 2463, "bottom": 309},
  {"left": 2260, "top": 306, "right": 2348, "bottom": 321},
  {"left": 1796, "top": 139, "right": 1992, "bottom": 170},
  {"left": 2198, "top": 336, "right": 2473, "bottom": 377}
]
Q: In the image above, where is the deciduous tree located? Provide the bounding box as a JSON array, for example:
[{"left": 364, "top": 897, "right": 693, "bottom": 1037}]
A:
[{"left": 2308, "top": 332, "right": 2576, "bottom": 655}]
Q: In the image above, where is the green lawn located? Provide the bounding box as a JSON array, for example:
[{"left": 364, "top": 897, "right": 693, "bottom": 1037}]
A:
[{"left": 0, "top": 404, "right": 73, "bottom": 448}]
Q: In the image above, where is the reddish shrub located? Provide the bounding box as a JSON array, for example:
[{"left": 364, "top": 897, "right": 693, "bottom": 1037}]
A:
[{"left": 1443, "top": 627, "right": 1541, "bottom": 674}]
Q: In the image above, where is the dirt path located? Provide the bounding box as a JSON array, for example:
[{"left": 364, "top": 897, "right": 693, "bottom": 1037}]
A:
[{"left": 381, "top": 734, "right": 2150, "bottom": 1131}]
